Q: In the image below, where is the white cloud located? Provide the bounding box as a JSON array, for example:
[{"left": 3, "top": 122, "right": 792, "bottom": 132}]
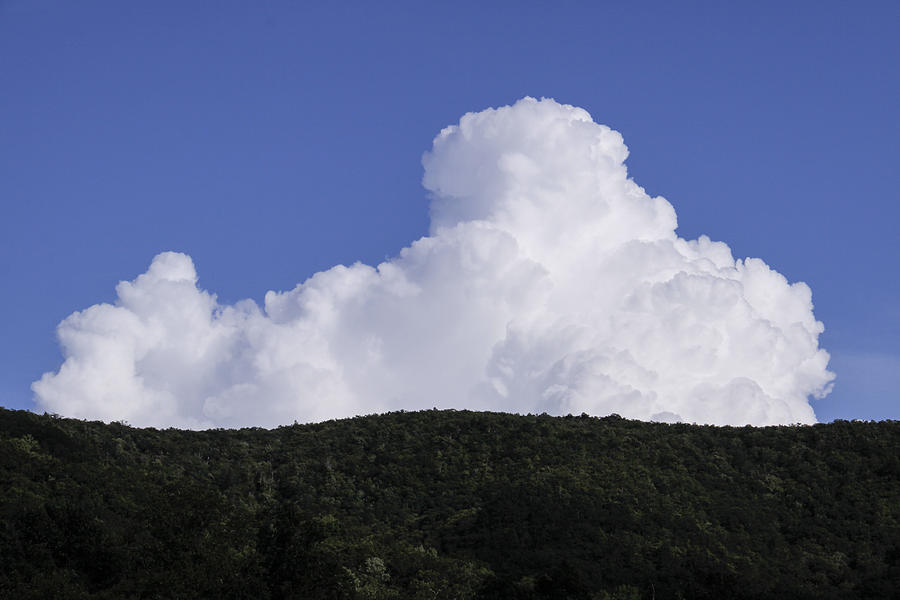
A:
[{"left": 32, "top": 97, "right": 834, "bottom": 428}]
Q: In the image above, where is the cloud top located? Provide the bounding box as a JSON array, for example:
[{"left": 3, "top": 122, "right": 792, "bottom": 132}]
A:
[{"left": 33, "top": 98, "right": 834, "bottom": 428}]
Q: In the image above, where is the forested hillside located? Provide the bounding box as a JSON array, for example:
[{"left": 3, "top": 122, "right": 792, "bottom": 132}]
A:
[{"left": 1, "top": 408, "right": 898, "bottom": 599}]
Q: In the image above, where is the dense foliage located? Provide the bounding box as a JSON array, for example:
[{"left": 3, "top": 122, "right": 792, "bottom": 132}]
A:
[{"left": 1, "top": 407, "right": 898, "bottom": 599}]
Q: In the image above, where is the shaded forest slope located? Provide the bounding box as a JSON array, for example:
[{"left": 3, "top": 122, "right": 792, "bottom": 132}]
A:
[{"left": 1, "top": 408, "right": 898, "bottom": 599}]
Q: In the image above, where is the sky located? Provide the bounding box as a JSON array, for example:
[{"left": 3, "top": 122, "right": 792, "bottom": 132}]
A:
[{"left": 1, "top": 1, "right": 897, "bottom": 425}]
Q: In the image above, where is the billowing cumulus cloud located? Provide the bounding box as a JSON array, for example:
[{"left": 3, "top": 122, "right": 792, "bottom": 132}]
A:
[{"left": 33, "top": 98, "right": 834, "bottom": 428}]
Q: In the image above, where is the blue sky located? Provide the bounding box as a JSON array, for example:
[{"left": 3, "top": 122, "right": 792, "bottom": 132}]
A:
[{"left": 1, "top": 0, "right": 897, "bottom": 422}]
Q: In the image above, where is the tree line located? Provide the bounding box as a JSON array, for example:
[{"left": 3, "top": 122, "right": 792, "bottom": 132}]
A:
[{"left": 1, "top": 407, "right": 898, "bottom": 599}]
